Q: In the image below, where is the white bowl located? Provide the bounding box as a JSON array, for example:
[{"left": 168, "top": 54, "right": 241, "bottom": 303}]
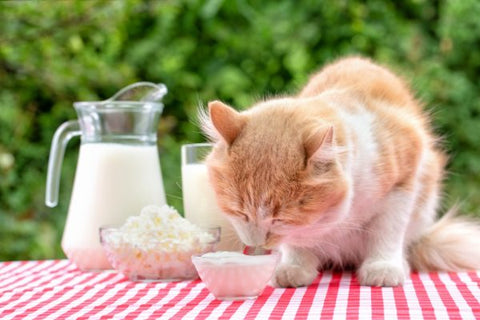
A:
[{"left": 192, "top": 251, "right": 280, "bottom": 300}]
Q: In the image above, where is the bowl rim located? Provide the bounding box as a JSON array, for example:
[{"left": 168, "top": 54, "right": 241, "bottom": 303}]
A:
[{"left": 191, "top": 251, "right": 281, "bottom": 266}]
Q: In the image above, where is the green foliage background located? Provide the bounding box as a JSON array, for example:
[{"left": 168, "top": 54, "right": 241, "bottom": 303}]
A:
[{"left": 1, "top": 0, "right": 479, "bottom": 261}]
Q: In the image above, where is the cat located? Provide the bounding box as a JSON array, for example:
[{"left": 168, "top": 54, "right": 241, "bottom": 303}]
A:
[{"left": 199, "top": 56, "right": 480, "bottom": 287}]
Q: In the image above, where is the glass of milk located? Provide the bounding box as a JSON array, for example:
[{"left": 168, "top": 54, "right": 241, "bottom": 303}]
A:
[
  {"left": 45, "top": 82, "right": 168, "bottom": 271},
  {"left": 181, "top": 143, "right": 243, "bottom": 251}
]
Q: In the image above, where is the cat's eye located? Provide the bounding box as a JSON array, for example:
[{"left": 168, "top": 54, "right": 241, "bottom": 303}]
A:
[
  {"left": 271, "top": 218, "right": 283, "bottom": 225},
  {"left": 236, "top": 212, "right": 249, "bottom": 222},
  {"left": 225, "top": 208, "right": 249, "bottom": 221},
  {"left": 312, "top": 161, "right": 333, "bottom": 175}
]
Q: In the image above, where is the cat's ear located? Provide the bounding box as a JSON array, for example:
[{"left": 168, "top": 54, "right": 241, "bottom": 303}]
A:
[
  {"left": 208, "top": 100, "right": 245, "bottom": 145},
  {"left": 304, "top": 125, "right": 335, "bottom": 162}
]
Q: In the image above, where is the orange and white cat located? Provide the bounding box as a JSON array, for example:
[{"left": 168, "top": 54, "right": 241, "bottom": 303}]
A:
[{"left": 200, "top": 57, "right": 480, "bottom": 287}]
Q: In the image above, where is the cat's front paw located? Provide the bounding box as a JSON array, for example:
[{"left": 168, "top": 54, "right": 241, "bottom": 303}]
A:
[
  {"left": 271, "top": 263, "right": 318, "bottom": 288},
  {"left": 358, "top": 259, "right": 407, "bottom": 287}
]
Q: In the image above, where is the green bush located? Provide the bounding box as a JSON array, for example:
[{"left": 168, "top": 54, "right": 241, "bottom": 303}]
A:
[{"left": 0, "top": 0, "right": 479, "bottom": 261}]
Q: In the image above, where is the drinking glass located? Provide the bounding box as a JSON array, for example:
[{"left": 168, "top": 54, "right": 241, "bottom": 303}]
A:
[{"left": 181, "top": 143, "right": 243, "bottom": 251}]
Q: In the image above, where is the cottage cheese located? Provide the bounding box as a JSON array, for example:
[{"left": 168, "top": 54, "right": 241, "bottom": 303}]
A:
[
  {"left": 101, "top": 205, "right": 217, "bottom": 281},
  {"left": 110, "top": 205, "right": 215, "bottom": 250}
]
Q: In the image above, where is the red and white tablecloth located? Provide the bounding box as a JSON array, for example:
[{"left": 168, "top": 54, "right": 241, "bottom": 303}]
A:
[{"left": 0, "top": 260, "right": 478, "bottom": 319}]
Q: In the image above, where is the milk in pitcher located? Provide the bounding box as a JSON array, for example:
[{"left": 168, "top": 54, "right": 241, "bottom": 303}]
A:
[{"left": 62, "top": 143, "right": 166, "bottom": 270}]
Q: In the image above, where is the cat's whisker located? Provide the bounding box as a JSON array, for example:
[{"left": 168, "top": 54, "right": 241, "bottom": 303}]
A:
[
  {"left": 165, "top": 193, "right": 183, "bottom": 200},
  {"left": 218, "top": 232, "right": 244, "bottom": 244},
  {"left": 330, "top": 225, "right": 373, "bottom": 234},
  {"left": 220, "top": 233, "right": 240, "bottom": 241},
  {"left": 313, "top": 221, "right": 375, "bottom": 235}
]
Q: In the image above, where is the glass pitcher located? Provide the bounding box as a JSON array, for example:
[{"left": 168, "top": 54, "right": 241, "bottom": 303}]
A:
[{"left": 45, "top": 82, "right": 168, "bottom": 271}]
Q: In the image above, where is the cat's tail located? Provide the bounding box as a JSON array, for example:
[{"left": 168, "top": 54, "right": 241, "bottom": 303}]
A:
[{"left": 408, "top": 207, "right": 480, "bottom": 271}]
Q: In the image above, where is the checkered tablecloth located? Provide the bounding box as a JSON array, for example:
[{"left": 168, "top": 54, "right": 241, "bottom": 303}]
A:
[{"left": 0, "top": 260, "right": 478, "bottom": 319}]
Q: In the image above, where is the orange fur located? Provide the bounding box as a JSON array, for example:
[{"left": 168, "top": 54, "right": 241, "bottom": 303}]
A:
[{"left": 200, "top": 56, "right": 480, "bottom": 287}]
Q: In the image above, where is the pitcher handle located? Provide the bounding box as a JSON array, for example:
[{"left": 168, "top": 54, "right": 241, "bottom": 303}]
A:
[{"left": 45, "top": 120, "right": 81, "bottom": 207}]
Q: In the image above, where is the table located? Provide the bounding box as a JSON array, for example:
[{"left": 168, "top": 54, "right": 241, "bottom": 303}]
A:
[{"left": 0, "top": 260, "right": 478, "bottom": 319}]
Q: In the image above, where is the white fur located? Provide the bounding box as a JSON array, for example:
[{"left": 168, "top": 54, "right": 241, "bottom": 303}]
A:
[{"left": 198, "top": 105, "right": 220, "bottom": 142}]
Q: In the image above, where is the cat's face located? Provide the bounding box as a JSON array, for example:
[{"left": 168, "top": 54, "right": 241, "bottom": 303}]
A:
[{"left": 202, "top": 100, "right": 348, "bottom": 249}]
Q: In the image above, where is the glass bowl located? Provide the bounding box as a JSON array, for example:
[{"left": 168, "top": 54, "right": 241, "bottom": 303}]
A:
[
  {"left": 99, "top": 226, "right": 220, "bottom": 282},
  {"left": 192, "top": 251, "right": 280, "bottom": 300}
]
